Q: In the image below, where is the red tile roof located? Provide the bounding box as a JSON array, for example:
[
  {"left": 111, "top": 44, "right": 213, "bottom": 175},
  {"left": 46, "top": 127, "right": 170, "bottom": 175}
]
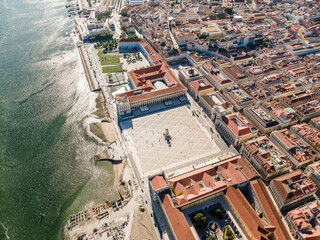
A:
[
  {"left": 116, "top": 39, "right": 186, "bottom": 105},
  {"left": 250, "top": 179, "right": 291, "bottom": 240},
  {"left": 160, "top": 194, "right": 195, "bottom": 240},
  {"left": 169, "top": 155, "right": 257, "bottom": 205},
  {"left": 271, "top": 170, "right": 317, "bottom": 204},
  {"left": 243, "top": 135, "right": 291, "bottom": 175},
  {"left": 291, "top": 123, "right": 320, "bottom": 152},
  {"left": 225, "top": 186, "right": 271, "bottom": 240},
  {"left": 287, "top": 200, "right": 320, "bottom": 240},
  {"left": 272, "top": 129, "right": 317, "bottom": 163},
  {"left": 222, "top": 112, "right": 257, "bottom": 136},
  {"left": 189, "top": 78, "right": 214, "bottom": 92},
  {"left": 150, "top": 175, "right": 167, "bottom": 191}
]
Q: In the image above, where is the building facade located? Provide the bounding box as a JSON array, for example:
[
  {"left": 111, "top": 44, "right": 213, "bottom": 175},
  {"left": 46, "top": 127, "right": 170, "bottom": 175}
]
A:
[{"left": 215, "top": 112, "right": 259, "bottom": 146}]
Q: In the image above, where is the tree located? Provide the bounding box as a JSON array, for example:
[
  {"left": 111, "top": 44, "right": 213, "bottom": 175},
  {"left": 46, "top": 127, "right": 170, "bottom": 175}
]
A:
[
  {"left": 160, "top": 41, "right": 166, "bottom": 47},
  {"left": 121, "top": 24, "right": 126, "bottom": 32},
  {"left": 96, "top": 15, "right": 104, "bottom": 21},
  {"left": 223, "top": 226, "right": 235, "bottom": 240},
  {"left": 209, "top": 207, "right": 223, "bottom": 219},
  {"left": 120, "top": 11, "right": 127, "bottom": 17},
  {"left": 127, "top": 34, "right": 139, "bottom": 39},
  {"left": 206, "top": 236, "right": 216, "bottom": 240},
  {"left": 193, "top": 213, "right": 207, "bottom": 229},
  {"left": 225, "top": 8, "right": 234, "bottom": 15},
  {"left": 260, "top": 38, "right": 271, "bottom": 47},
  {"left": 104, "top": 10, "right": 112, "bottom": 17},
  {"left": 88, "top": 32, "right": 113, "bottom": 42},
  {"left": 198, "top": 33, "right": 207, "bottom": 39}
]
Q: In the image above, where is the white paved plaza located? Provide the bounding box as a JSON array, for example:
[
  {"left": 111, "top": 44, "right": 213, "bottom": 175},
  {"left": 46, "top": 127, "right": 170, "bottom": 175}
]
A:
[{"left": 123, "top": 107, "right": 223, "bottom": 176}]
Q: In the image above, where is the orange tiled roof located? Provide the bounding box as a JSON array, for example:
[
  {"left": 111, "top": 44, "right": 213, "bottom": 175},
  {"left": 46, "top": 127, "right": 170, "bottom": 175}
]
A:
[
  {"left": 189, "top": 78, "right": 214, "bottom": 92},
  {"left": 250, "top": 179, "right": 291, "bottom": 240},
  {"left": 169, "top": 155, "right": 257, "bottom": 205},
  {"left": 222, "top": 112, "right": 257, "bottom": 137},
  {"left": 150, "top": 175, "right": 167, "bottom": 191},
  {"left": 225, "top": 186, "right": 271, "bottom": 240},
  {"left": 271, "top": 170, "right": 317, "bottom": 204},
  {"left": 160, "top": 194, "right": 195, "bottom": 240},
  {"left": 117, "top": 38, "right": 185, "bottom": 104}
]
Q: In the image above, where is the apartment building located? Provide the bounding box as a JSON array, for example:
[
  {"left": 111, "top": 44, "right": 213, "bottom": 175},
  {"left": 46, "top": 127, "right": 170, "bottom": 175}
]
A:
[
  {"left": 270, "top": 129, "right": 318, "bottom": 168},
  {"left": 202, "top": 62, "right": 233, "bottom": 91},
  {"left": 243, "top": 105, "right": 280, "bottom": 134},
  {"left": 291, "top": 123, "right": 320, "bottom": 153},
  {"left": 215, "top": 112, "right": 259, "bottom": 146},
  {"left": 269, "top": 170, "right": 317, "bottom": 210},
  {"left": 261, "top": 100, "right": 298, "bottom": 128},
  {"left": 286, "top": 200, "right": 320, "bottom": 240},
  {"left": 241, "top": 136, "right": 291, "bottom": 181},
  {"left": 223, "top": 85, "right": 255, "bottom": 112},
  {"left": 199, "top": 92, "right": 233, "bottom": 120},
  {"left": 189, "top": 78, "right": 215, "bottom": 100}
]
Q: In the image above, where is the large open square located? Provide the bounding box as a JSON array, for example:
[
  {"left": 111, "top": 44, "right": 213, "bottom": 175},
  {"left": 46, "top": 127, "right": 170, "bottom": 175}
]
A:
[{"left": 122, "top": 106, "right": 224, "bottom": 176}]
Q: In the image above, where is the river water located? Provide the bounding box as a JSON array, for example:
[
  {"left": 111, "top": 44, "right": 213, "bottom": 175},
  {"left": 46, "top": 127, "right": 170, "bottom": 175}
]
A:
[{"left": 0, "top": 0, "right": 116, "bottom": 239}]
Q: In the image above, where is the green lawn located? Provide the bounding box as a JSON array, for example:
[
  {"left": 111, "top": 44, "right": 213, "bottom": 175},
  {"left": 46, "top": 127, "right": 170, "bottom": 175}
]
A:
[
  {"left": 102, "top": 65, "right": 123, "bottom": 73},
  {"left": 98, "top": 51, "right": 122, "bottom": 60},
  {"left": 101, "top": 58, "right": 120, "bottom": 65}
]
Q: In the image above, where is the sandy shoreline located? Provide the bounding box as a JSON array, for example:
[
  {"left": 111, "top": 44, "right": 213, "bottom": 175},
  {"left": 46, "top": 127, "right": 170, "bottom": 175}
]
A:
[
  {"left": 91, "top": 91, "right": 123, "bottom": 190},
  {"left": 62, "top": 92, "right": 126, "bottom": 239}
]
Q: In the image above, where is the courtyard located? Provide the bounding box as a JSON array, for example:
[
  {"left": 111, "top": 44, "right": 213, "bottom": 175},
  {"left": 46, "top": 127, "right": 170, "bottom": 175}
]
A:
[
  {"left": 121, "top": 51, "right": 150, "bottom": 72},
  {"left": 122, "top": 106, "right": 224, "bottom": 176},
  {"left": 184, "top": 195, "right": 245, "bottom": 240}
]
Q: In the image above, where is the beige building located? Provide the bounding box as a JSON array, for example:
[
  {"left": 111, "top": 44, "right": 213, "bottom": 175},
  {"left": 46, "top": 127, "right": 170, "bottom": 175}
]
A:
[{"left": 200, "top": 23, "right": 223, "bottom": 40}]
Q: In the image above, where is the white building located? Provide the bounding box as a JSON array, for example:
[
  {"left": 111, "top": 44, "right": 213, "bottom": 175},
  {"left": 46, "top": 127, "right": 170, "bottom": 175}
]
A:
[{"left": 128, "top": 0, "right": 144, "bottom": 4}]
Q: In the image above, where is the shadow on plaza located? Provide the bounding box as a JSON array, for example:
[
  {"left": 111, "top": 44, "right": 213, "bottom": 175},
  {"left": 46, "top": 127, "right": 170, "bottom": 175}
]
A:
[{"left": 118, "top": 98, "right": 189, "bottom": 131}]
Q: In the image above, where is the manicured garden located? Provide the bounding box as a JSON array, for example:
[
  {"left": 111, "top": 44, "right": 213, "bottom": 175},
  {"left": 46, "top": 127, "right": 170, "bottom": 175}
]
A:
[
  {"left": 100, "top": 58, "right": 120, "bottom": 65},
  {"left": 88, "top": 32, "right": 113, "bottom": 42},
  {"left": 97, "top": 51, "right": 123, "bottom": 66},
  {"left": 223, "top": 226, "right": 235, "bottom": 240},
  {"left": 95, "top": 39, "right": 118, "bottom": 52},
  {"left": 123, "top": 52, "right": 142, "bottom": 64},
  {"left": 102, "top": 65, "right": 123, "bottom": 73}
]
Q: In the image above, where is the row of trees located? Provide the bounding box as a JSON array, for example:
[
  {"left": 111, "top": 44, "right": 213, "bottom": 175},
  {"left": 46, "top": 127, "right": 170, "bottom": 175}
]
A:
[
  {"left": 94, "top": 39, "right": 118, "bottom": 50},
  {"left": 88, "top": 32, "right": 113, "bottom": 42},
  {"left": 96, "top": 10, "right": 112, "bottom": 21},
  {"left": 120, "top": 33, "right": 139, "bottom": 39}
]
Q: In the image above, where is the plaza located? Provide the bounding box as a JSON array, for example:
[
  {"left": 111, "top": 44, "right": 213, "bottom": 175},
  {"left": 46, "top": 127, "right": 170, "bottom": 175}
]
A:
[{"left": 122, "top": 106, "right": 223, "bottom": 176}]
